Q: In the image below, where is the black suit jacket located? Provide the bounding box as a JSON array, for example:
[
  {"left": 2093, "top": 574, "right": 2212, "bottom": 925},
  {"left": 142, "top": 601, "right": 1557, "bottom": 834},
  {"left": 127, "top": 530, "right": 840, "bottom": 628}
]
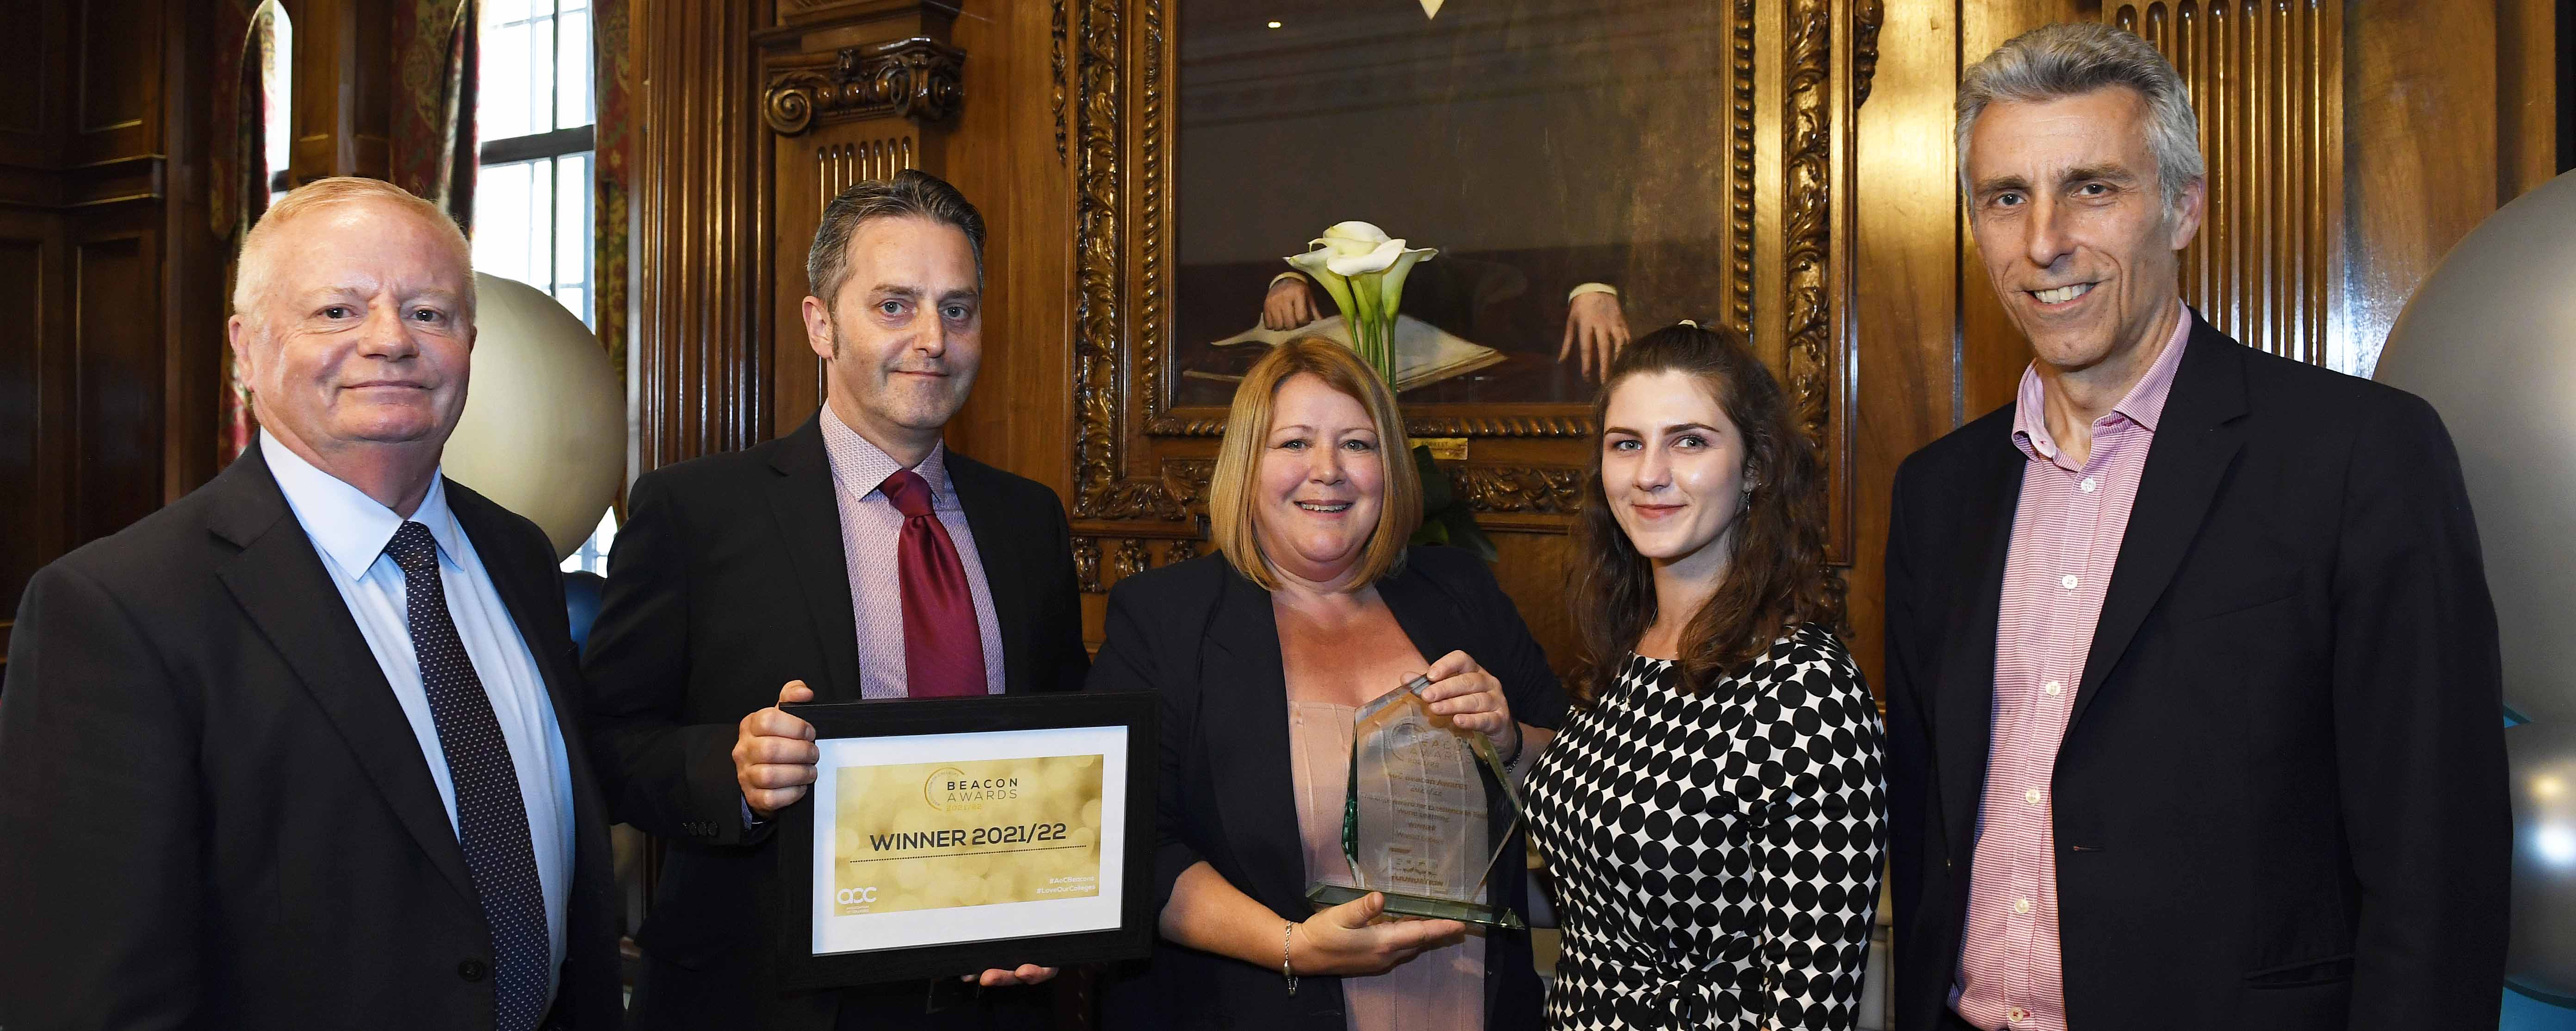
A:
[
  {"left": 1089, "top": 548, "right": 1569, "bottom": 1031},
  {"left": 582, "top": 412, "right": 1089, "bottom": 1031},
  {"left": 0, "top": 444, "right": 623, "bottom": 1031},
  {"left": 1881, "top": 316, "right": 2509, "bottom": 1031}
]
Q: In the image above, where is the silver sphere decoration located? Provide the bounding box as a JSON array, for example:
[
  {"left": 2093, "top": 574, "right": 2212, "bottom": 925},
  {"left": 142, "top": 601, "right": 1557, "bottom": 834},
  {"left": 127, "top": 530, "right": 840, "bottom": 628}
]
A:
[
  {"left": 441, "top": 272, "right": 625, "bottom": 560},
  {"left": 2374, "top": 169, "right": 2576, "bottom": 1007},
  {"left": 2373, "top": 169, "right": 2576, "bottom": 727},
  {"left": 2510, "top": 723, "right": 2576, "bottom": 1002}
]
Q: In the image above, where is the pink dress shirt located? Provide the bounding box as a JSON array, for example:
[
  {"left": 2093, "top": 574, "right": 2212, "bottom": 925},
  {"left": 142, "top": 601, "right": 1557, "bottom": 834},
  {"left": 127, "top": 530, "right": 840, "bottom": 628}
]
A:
[
  {"left": 1952, "top": 304, "right": 2191, "bottom": 1030},
  {"left": 818, "top": 405, "right": 1007, "bottom": 698}
]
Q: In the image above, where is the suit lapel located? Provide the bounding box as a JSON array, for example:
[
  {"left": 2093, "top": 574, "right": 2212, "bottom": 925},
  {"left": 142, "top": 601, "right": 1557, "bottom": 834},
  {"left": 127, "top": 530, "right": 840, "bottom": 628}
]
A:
[
  {"left": 1936, "top": 435, "right": 2025, "bottom": 856},
  {"left": 1198, "top": 568, "right": 1307, "bottom": 906},
  {"left": 767, "top": 415, "right": 865, "bottom": 702},
  {"left": 2068, "top": 323, "right": 2249, "bottom": 730},
  {"left": 208, "top": 449, "right": 479, "bottom": 906},
  {"left": 948, "top": 454, "right": 1034, "bottom": 694}
]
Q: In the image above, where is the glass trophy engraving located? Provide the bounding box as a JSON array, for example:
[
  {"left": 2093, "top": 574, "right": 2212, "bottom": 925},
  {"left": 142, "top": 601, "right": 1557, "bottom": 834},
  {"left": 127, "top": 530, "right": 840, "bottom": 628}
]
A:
[{"left": 1305, "top": 674, "right": 1528, "bottom": 929}]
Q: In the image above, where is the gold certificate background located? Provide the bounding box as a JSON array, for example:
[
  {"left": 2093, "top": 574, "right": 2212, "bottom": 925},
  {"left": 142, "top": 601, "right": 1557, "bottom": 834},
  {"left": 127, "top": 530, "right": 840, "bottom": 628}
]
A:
[{"left": 833, "top": 754, "right": 1105, "bottom": 916}]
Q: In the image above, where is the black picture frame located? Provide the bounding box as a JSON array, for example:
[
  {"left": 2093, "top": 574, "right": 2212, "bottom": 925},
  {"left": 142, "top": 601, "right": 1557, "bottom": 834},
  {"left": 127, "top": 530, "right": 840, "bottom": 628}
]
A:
[{"left": 774, "top": 691, "right": 1159, "bottom": 990}]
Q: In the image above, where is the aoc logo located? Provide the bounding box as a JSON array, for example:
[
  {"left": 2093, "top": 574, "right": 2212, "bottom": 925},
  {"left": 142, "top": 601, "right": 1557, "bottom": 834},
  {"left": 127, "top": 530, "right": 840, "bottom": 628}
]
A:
[
  {"left": 836, "top": 886, "right": 880, "bottom": 906},
  {"left": 923, "top": 766, "right": 1022, "bottom": 812}
]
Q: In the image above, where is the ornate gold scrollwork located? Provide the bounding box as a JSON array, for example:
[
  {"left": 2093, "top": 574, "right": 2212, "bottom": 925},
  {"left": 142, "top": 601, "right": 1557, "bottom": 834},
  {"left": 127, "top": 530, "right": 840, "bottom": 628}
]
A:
[{"left": 762, "top": 37, "right": 966, "bottom": 137}]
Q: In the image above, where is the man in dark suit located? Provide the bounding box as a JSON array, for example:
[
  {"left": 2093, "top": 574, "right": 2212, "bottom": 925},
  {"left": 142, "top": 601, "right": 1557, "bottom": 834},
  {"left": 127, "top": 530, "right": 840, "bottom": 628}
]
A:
[
  {"left": 582, "top": 169, "right": 1089, "bottom": 1030},
  {"left": 1882, "top": 24, "right": 2508, "bottom": 1031},
  {"left": 0, "top": 178, "right": 621, "bottom": 1030}
]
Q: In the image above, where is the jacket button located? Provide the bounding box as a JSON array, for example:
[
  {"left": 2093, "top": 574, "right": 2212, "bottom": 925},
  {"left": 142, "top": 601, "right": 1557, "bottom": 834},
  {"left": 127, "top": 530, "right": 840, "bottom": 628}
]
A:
[{"left": 458, "top": 959, "right": 488, "bottom": 981}]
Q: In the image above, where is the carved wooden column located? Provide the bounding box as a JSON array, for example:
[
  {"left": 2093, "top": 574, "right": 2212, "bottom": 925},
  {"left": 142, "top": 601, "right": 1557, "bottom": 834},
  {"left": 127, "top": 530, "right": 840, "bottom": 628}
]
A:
[
  {"left": 629, "top": 0, "right": 767, "bottom": 470},
  {"left": 759, "top": 22, "right": 966, "bottom": 435},
  {"left": 2099, "top": 0, "right": 2346, "bottom": 370}
]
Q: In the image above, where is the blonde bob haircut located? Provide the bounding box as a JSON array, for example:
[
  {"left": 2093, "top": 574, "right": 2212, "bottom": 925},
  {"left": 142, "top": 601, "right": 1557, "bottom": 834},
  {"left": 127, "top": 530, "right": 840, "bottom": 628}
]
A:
[{"left": 1207, "top": 336, "right": 1422, "bottom": 591}]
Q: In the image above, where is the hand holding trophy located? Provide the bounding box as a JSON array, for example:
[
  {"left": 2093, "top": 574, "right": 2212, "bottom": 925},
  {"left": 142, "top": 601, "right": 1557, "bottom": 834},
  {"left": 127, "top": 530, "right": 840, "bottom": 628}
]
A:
[{"left": 1307, "top": 652, "right": 1530, "bottom": 929}]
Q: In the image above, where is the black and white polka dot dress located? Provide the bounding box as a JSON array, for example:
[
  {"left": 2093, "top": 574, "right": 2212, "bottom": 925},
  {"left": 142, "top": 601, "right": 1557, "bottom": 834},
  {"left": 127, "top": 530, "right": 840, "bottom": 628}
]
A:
[{"left": 1524, "top": 623, "right": 1886, "bottom": 1031}]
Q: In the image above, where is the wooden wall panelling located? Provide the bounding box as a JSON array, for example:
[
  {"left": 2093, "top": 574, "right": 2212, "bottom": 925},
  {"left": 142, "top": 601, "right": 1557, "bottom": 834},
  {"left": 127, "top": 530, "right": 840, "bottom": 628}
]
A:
[
  {"left": 2344, "top": 0, "right": 2528, "bottom": 378},
  {"left": 631, "top": 0, "right": 768, "bottom": 471},
  {"left": 159, "top": 0, "right": 225, "bottom": 505},
  {"left": 943, "top": 0, "right": 1077, "bottom": 505},
  {"left": 288, "top": 0, "right": 396, "bottom": 181},
  {"left": 0, "top": 207, "right": 66, "bottom": 666},
  {"left": 0, "top": 1, "right": 67, "bottom": 168},
  {"left": 2093, "top": 0, "right": 2345, "bottom": 370},
  {"left": 1955, "top": 0, "right": 2084, "bottom": 418},
  {"left": 0, "top": 0, "right": 226, "bottom": 669},
  {"left": 1847, "top": 0, "right": 1966, "bottom": 690}
]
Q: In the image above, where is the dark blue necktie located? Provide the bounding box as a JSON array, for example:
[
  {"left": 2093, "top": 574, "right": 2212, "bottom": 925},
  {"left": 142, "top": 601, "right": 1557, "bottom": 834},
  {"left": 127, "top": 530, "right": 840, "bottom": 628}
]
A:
[{"left": 387, "top": 521, "right": 549, "bottom": 1031}]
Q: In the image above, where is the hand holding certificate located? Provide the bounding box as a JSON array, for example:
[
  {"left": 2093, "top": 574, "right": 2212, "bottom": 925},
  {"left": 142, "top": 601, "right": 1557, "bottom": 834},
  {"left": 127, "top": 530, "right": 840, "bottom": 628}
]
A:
[{"left": 771, "top": 691, "right": 1157, "bottom": 989}]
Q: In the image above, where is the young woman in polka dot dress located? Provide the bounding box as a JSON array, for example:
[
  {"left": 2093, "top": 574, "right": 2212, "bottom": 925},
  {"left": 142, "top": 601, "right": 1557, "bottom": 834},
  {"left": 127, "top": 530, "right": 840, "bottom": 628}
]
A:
[{"left": 1524, "top": 322, "right": 1886, "bottom": 1031}]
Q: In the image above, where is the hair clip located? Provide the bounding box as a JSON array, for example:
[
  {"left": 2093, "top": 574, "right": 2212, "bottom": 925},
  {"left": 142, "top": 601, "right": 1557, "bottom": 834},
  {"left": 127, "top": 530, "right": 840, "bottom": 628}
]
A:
[{"left": 1677, "top": 319, "right": 1698, "bottom": 328}]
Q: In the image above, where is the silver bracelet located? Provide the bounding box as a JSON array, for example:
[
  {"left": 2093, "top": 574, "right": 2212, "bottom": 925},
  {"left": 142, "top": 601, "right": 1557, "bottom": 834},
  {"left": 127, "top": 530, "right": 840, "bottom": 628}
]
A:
[{"left": 1282, "top": 922, "right": 1299, "bottom": 995}]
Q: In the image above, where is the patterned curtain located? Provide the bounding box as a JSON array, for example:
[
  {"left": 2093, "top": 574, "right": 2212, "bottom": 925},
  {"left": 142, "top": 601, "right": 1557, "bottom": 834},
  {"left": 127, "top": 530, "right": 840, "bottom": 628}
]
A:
[
  {"left": 595, "top": 0, "right": 631, "bottom": 375},
  {"left": 392, "top": 0, "right": 478, "bottom": 230}
]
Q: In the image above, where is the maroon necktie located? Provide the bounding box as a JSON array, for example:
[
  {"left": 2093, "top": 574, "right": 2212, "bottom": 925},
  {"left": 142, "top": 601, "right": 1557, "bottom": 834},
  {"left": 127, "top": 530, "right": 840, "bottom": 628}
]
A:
[{"left": 879, "top": 469, "right": 989, "bottom": 697}]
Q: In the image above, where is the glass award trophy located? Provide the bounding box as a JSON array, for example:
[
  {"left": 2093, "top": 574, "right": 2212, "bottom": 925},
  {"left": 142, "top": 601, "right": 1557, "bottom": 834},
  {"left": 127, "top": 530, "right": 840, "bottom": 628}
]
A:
[{"left": 1305, "top": 674, "right": 1528, "bottom": 930}]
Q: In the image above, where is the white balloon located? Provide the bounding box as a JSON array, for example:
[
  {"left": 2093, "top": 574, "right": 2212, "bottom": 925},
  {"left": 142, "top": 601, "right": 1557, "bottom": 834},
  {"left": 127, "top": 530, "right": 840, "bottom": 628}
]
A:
[
  {"left": 2372, "top": 170, "right": 2576, "bottom": 727},
  {"left": 441, "top": 272, "right": 624, "bottom": 560}
]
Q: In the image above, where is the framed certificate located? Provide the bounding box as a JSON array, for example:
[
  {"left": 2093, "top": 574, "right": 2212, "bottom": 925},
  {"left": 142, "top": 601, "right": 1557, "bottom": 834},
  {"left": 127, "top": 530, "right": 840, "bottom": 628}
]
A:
[{"left": 776, "top": 691, "right": 1158, "bottom": 989}]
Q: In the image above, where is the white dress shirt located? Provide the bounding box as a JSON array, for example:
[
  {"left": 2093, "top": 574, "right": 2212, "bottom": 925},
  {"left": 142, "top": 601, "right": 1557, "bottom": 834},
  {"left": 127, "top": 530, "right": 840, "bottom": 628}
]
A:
[{"left": 261, "top": 432, "right": 576, "bottom": 998}]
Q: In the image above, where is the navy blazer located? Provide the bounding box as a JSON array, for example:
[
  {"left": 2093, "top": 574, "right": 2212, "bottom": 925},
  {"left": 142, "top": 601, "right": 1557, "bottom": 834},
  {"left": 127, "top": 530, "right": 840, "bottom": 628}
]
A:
[
  {"left": 1090, "top": 546, "right": 1570, "bottom": 1031},
  {"left": 1881, "top": 315, "right": 2509, "bottom": 1031}
]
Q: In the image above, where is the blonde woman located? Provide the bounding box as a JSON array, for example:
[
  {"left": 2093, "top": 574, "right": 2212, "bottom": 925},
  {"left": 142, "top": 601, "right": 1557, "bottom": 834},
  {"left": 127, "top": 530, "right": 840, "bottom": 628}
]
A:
[{"left": 1093, "top": 338, "right": 1568, "bottom": 1031}]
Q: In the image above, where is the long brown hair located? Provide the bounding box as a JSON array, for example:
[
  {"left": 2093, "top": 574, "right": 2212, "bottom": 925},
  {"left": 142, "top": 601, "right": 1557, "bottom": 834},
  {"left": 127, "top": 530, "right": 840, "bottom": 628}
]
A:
[{"left": 1572, "top": 322, "right": 1843, "bottom": 704}]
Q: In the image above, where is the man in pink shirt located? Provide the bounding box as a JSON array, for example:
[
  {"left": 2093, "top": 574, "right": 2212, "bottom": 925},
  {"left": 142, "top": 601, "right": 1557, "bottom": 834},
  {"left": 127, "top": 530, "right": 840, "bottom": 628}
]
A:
[{"left": 1882, "top": 24, "right": 2508, "bottom": 1031}]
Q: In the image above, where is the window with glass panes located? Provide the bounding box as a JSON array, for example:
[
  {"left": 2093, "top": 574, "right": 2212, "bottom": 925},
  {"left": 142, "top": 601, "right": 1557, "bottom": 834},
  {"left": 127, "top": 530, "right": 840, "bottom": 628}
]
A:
[
  {"left": 475, "top": 0, "right": 596, "bottom": 327},
  {"left": 476, "top": 0, "right": 617, "bottom": 575}
]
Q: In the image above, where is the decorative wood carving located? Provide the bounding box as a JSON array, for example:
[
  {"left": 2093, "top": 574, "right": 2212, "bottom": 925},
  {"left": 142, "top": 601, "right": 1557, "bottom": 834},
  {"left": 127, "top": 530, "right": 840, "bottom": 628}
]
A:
[
  {"left": 1050, "top": 1, "right": 1069, "bottom": 163},
  {"left": 1729, "top": 0, "right": 1756, "bottom": 337},
  {"left": 2102, "top": 0, "right": 2343, "bottom": 367},
  {"left": 1163, "top": 536, "right": 1200, "bottom": 564},
  {"left": 1108, "top": 537, "right": 1152, "bottom": 584},
  {"left": 1453, "top": 466, "right": 1590, "bottom": 516},
  {"left": 1072, "top": 535, "right": 1103, "bottom": 594},
  {"left": 762, "top": 37, "right": 966, "bottom": 137},
  {"left": 814, "top": 137, "right": 916, "bottom": 207},
  {"left": 1784, "top": 0, "right": 1835, "bottom": 450},
  {"left": 1854, "top": 0, "right": 1885, "bottom": 108}
]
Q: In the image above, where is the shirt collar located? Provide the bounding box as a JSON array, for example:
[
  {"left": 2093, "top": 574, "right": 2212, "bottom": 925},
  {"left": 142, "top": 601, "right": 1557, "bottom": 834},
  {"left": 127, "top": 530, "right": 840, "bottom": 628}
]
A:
[
  {"left": 818, "top": 404, "right": 952, "bottom": 505},
  {"left": 260, "top": 431, "right": 464, "bottom": 583},
  {"left": 2012, "top": 300, "right": 2194, "bottom": 460}
]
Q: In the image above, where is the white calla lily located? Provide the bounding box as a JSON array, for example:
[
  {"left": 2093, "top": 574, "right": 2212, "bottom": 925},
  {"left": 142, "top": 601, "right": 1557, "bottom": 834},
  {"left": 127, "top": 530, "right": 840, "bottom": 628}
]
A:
[
  {"left": 1282, "top": 223, "right": 1437, "bottom": 388},
  {"left": 1325, "top": 238, "right": 1406, "bottom": 276},
  {"left": 1321, "top": 221, "right": 1389, "bottom": 244}
]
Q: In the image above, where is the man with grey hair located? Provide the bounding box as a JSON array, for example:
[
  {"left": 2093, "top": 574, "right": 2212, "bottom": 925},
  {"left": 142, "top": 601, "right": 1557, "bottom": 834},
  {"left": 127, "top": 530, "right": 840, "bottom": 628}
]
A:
[
  {"left": 1882, "top": 22, "right": 2507, "bottom": 1031},
  {"left": 0, "top": 177, "right": 625, "bottom": 1029},
  {"left": 583, "top": 169, "right": 1088, "bottom": 1029}
]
